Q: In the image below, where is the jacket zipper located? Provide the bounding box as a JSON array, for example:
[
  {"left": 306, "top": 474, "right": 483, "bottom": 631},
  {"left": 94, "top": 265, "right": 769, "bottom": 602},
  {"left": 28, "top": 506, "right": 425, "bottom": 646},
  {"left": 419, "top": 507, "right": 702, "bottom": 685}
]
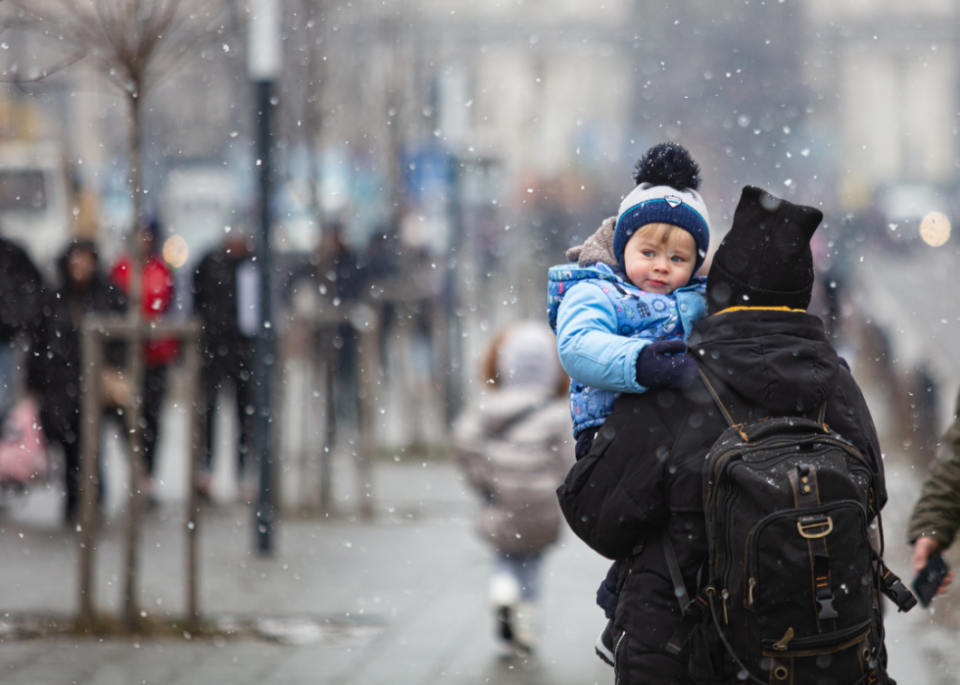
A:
[
  {"left": 761, "top": 620, "right": 872, "bottom": 658},
  {"left": 744, "top": 522, "right": 757, "bottom": 609},
  {"left": 613, "top": 630, "right": 627, "bottom": 684}
]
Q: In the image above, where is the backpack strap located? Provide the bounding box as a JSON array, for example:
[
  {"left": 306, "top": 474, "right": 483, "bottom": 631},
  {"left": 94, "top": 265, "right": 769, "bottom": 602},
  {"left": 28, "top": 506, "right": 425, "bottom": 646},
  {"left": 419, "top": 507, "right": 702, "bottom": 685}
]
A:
[
  {"left": 696, "top": 363, "right": 768, "bottom": 427},
  {"left": 661, "top": 531, "right": 691, "bottom": 613},
  {"left": 662, "top": 529, "right": 704, "bottom": 657},
  {"left": 665, "top": 592, "right": 709, "bottom": 656},
  {"left": 491, "top": 400, "right": 552, "bottom": 440}
]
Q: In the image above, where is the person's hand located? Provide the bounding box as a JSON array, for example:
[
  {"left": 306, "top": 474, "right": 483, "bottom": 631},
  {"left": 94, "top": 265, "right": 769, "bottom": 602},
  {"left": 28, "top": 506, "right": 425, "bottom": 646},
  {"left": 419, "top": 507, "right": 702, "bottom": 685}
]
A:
[
  {"left": 636, "top": 339, "right": 699, "bottom": 390},
  {"left": 913, "top": 536, "right": 954, "bottom": 596}
]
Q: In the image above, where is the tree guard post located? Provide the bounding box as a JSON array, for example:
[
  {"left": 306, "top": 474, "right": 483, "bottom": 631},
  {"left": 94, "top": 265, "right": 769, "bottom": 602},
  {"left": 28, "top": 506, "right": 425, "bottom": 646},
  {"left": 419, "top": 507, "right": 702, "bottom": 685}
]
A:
[
  {"left": 75, "top": 316, "right": 204, "bottom": 633},
  {"left": 352, "top": 303, "right": 380, "bottom": 521},
  {"left": 321, "top": 335, "right": 336, "bottom": 516},
  {"left": 77, "top": 322, "right": 104, "bottom": 631},
  {"left": 123, "top": 320, "right": 145, "bottom": 631},
  {"left": 183, "top": 322, "right": 203, "bottom": 632}
]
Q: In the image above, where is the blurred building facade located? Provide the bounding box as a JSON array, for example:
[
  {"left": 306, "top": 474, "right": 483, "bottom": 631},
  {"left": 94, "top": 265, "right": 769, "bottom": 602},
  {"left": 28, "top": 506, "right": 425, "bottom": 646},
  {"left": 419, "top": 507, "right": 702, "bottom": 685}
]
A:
[
  {"left": 1, "top": 0, "right": 959, "bottom": 414},
  {"left": 806, "top": 0, "right": 959, "bottom": 211}
]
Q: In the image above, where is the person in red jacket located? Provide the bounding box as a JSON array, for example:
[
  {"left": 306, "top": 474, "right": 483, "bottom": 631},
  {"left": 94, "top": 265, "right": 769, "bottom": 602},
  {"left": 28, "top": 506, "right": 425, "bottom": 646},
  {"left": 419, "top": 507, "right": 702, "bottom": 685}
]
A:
[{"left": 110, "top": 220, "right": 180, "bottom": 503}]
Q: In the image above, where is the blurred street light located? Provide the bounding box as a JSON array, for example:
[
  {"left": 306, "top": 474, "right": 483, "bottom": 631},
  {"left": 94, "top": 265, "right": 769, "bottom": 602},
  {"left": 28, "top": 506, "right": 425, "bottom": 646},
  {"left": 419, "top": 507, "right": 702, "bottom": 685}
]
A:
[{"left": 248, "top": 0, "right": 282, "bottom": 556}]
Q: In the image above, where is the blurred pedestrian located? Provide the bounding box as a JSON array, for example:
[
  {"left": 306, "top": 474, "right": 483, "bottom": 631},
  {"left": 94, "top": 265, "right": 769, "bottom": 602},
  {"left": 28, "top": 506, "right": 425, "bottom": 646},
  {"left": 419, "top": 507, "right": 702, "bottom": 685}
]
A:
[
  {"left": 109, "top": 220, "right": 180, "bottom": 504},
  {"left": 907, "top": 386, "right": 960, "bottom": 596},
  {"left": 28, "top": 240, "right": 126, "bottom": 522},
  {"left": 192, "top": 226, "right": 258, "bottom": 500},
  {"left": 316, "top": 221, "right": 367, "bottom": 415},
  {"left": 453, "top": 321, "right": 574, "bottom": 655},
  {"left": 316, "top": 220, "right": 366, "bottom": 302},
  {"left": 0, "top": 235, "right": 45, "bottom": 423}
]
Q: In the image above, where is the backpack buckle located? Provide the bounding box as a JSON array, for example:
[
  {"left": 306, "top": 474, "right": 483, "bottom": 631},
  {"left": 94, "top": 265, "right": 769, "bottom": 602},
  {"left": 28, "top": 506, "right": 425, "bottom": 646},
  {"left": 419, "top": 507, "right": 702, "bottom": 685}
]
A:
[
  {"left": 816, "top": 595, "right": 839, "bottom": 621},
  {"left": 814, "top": 554, "right": 840, "bottom": 620},
  {"left": 797, "top": 515, "right": 833, "bottom": 540},
  {"left": 797, "top": 515, "right": 833, "bottom": 539},
  {"left": 664, "top": 590, "right": 710, "bottom": 656},
  {"left": 878, "top": 562, "right": 918, "bottom": 612}
]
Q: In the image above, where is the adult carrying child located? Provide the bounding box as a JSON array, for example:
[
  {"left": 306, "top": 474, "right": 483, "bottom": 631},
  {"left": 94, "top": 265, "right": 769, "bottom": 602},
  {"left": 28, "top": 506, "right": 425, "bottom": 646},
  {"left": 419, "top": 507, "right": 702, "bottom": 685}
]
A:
[{"left": 558, "top": 186, "right": 911, "bottom": 684}]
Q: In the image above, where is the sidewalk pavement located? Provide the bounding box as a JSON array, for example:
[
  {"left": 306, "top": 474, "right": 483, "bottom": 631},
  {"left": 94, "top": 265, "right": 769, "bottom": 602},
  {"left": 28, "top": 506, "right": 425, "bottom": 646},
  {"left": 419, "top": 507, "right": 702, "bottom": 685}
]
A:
[
  {"left": 0, "top": 459, "right": 613, "bottom": 685},
  {"left": 5, "top": 396, "right": 960, "bottom": 684}
]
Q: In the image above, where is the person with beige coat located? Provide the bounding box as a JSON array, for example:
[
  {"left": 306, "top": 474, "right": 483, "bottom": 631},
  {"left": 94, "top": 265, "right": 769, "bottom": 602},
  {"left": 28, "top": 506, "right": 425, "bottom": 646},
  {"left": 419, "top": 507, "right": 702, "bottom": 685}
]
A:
[{"left": 453, "top": 320, "right": 574, "bottom": 655}]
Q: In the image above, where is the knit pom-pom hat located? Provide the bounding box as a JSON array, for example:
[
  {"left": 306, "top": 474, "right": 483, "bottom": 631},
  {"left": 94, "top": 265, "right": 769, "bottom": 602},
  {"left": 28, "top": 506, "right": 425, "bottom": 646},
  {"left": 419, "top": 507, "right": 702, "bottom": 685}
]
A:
[{"left": 613, "top": 143, "right": 711, "bottom": 273}]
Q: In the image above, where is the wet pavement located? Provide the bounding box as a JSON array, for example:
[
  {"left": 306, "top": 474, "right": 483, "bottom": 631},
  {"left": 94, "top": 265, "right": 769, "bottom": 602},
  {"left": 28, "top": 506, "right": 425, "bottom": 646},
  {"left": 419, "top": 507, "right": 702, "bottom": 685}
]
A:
[
  {"left": 3, "top": 381, "right": 960, "bottom": 684},
  {"left": 0, "top": 456, "right": 613, "bottom": 685}
]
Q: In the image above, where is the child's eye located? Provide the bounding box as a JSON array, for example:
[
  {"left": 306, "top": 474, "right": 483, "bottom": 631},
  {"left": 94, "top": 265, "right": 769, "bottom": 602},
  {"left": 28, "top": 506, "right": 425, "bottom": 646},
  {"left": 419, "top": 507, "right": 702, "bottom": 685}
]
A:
[
  {"left": 642, "top": 250, "right": 655, "bottom": 258},
  {"left": 671, "top": 255, "right": 685, "bottom": 263}
]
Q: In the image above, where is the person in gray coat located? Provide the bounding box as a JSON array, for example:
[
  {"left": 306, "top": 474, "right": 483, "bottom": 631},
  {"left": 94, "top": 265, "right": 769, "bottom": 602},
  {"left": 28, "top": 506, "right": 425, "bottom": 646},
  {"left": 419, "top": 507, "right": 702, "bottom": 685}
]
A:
[{"left": 454, "top": 320, "right": 575, "bottom": 655}]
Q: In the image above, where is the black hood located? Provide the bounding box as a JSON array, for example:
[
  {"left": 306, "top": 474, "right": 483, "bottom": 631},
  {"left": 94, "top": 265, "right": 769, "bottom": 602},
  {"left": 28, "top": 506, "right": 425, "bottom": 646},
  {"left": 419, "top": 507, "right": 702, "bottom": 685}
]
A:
[{"left": 687, "top": 309, "right": 839, "bottom": 416}]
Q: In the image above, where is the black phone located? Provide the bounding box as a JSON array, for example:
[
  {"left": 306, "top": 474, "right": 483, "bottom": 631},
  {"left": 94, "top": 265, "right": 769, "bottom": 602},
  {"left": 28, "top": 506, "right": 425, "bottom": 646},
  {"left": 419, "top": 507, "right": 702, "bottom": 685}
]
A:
[{"left": 912, "top": 553, "right": 950, "bottom": 608}]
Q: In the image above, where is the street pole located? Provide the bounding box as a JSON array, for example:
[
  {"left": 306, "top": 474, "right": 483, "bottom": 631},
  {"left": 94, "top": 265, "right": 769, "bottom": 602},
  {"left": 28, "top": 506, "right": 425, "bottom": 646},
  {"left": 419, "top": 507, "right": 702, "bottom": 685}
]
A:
[
  {"left": 444, "top": 154, "right": 464, "bottom": 427},
  {"left": 249, "top": 0, "right": 282, "bottom": 555}
]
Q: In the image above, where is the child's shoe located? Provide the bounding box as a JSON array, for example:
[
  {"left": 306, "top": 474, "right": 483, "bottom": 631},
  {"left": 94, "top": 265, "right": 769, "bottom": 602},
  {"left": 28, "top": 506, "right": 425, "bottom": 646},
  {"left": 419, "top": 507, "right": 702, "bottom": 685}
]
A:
[
  {"left": 489, "top": 573, "right": 521, "bottom": 647},
  {"left": 595, "top": 618, "right": 616, "bottom": 667},
  {"left": 512, "top": 602, "right": 537, "bottom": 654}
]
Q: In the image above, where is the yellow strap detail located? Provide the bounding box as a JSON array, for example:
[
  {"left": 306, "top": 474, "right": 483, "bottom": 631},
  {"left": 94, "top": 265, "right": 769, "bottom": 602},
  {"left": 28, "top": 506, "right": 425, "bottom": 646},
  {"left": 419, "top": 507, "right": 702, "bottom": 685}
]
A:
[{"left": 714, "top": 306, "right": 806, "bottom": 315}]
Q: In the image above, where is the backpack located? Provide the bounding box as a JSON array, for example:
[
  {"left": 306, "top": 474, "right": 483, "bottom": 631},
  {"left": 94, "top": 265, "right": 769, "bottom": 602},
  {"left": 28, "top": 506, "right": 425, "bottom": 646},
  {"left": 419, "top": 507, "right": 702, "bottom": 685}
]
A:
[{"left": 664, "top": 366, "right": 917, "bottom": 685}]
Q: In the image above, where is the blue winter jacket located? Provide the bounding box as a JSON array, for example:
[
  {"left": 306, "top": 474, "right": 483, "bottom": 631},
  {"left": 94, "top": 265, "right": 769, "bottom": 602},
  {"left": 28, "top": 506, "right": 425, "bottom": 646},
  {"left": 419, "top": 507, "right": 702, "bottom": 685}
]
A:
[{"left": 547, "top": 263, "right": 706, "bottom": 437}]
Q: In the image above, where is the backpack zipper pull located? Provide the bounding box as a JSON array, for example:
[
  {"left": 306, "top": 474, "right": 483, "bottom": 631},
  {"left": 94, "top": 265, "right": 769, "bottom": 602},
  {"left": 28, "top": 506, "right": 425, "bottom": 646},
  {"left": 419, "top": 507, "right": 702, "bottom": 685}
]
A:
[
  {"left": 721, "top": 589, "right": 730, "bottom": 624},
  {"left": 773, "top": 627, "right": 795, "bottom": 651},
  {"left": 748, "top": 578, "right": 757, "bottom": 606}
]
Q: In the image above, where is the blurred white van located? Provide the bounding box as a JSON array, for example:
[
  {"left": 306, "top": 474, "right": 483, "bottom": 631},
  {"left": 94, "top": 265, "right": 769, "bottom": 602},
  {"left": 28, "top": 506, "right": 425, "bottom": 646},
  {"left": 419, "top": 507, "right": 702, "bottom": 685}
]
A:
[{"left": 0, "top": 140, "right": 71, "bottom": 278}]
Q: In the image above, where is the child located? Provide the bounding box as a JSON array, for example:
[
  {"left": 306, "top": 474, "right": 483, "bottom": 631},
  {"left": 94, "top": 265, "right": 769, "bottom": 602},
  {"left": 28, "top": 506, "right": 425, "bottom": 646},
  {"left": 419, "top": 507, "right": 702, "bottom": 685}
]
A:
[
  {"left": 546, "top": 142, "right": 710, "bottom": 665},
  {"left": 453, "top": 321, "right": 575, "bottom": 655}
]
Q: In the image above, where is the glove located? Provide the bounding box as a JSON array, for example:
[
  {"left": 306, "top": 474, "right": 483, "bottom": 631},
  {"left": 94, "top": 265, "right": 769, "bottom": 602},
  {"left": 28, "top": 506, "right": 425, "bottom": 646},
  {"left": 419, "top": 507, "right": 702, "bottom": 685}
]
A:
[
  {"left": 596, "top": 560, "right": 623, "bottom": 620},
  {"left": 635, "top": 339, "right": 699, "bottom": 390}
]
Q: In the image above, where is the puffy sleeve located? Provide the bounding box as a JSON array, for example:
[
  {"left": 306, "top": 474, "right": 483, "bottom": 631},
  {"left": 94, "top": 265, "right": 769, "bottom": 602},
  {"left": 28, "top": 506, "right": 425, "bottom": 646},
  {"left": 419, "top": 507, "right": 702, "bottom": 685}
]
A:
[
  {"left": 908, "top": 388, "right": 960, "bottom": 546},
  {"left": 555, "top": 283, "right": 650, "bottom": 395}
]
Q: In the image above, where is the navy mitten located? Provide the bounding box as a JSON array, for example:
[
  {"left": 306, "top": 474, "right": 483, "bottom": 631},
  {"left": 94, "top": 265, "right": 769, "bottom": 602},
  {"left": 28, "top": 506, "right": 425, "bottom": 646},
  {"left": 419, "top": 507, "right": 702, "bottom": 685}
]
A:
[
  {"left": 635, "top": 339, "right": 699, "bottom": 390},
  {"left": 596, "top": 559, "right": 623, "bottom": 619}
]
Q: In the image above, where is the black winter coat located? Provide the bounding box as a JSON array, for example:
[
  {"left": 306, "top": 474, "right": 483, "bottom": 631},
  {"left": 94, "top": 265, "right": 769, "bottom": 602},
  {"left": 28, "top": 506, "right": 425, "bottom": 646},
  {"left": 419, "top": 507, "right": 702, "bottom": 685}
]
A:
[
  {"left": 0, "top": 237, "right": 45, "bottom": 341},
  {"left": 28, "top": 263, "right": 126, "bottom": 442},
  {"left": 558, "top": 309, "right": 885, "bottom": 685},
  {"left": 193, "top": 250, "right": 256, "bottom": 348}
]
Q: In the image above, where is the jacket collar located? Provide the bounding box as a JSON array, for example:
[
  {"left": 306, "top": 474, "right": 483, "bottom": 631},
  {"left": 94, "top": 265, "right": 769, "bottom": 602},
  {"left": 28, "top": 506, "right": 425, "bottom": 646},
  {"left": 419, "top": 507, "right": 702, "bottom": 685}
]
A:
[{"left": 688, "top": 308, "right": 840, "bottom": 416}]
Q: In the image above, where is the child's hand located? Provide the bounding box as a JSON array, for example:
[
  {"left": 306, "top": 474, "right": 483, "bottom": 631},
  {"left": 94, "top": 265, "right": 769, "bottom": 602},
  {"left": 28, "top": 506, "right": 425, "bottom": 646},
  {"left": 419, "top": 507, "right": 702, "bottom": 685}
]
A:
[{"left": 636, "top": 340, "right": 699, "bottom": 390}]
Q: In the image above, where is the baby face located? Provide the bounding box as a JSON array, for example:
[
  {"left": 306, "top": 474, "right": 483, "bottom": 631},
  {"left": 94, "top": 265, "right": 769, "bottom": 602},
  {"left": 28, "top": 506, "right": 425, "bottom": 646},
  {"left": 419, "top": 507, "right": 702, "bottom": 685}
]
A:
[{"left": 623, "top": 224, "right": 696, "bottom": 295}]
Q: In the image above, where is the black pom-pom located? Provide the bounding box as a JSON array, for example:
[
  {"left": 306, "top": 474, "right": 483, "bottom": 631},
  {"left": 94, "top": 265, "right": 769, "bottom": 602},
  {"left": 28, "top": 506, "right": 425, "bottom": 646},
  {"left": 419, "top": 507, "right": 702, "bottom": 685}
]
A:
[{"left": 632, "top": 142, "right": 701, "bottom": 190}]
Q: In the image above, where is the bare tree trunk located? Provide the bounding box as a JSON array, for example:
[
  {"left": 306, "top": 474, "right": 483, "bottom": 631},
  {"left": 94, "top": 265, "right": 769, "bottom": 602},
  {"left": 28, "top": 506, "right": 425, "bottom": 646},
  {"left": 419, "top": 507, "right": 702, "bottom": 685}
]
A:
[
  {"left": 377, "top": 7, "right": 406, "bottom": 237},
  {"left": 123, "top": 88, "right": 146, "bottom": 631},
  {"left": 300, "top": 0, "right": 327, "bottom": 244}
]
